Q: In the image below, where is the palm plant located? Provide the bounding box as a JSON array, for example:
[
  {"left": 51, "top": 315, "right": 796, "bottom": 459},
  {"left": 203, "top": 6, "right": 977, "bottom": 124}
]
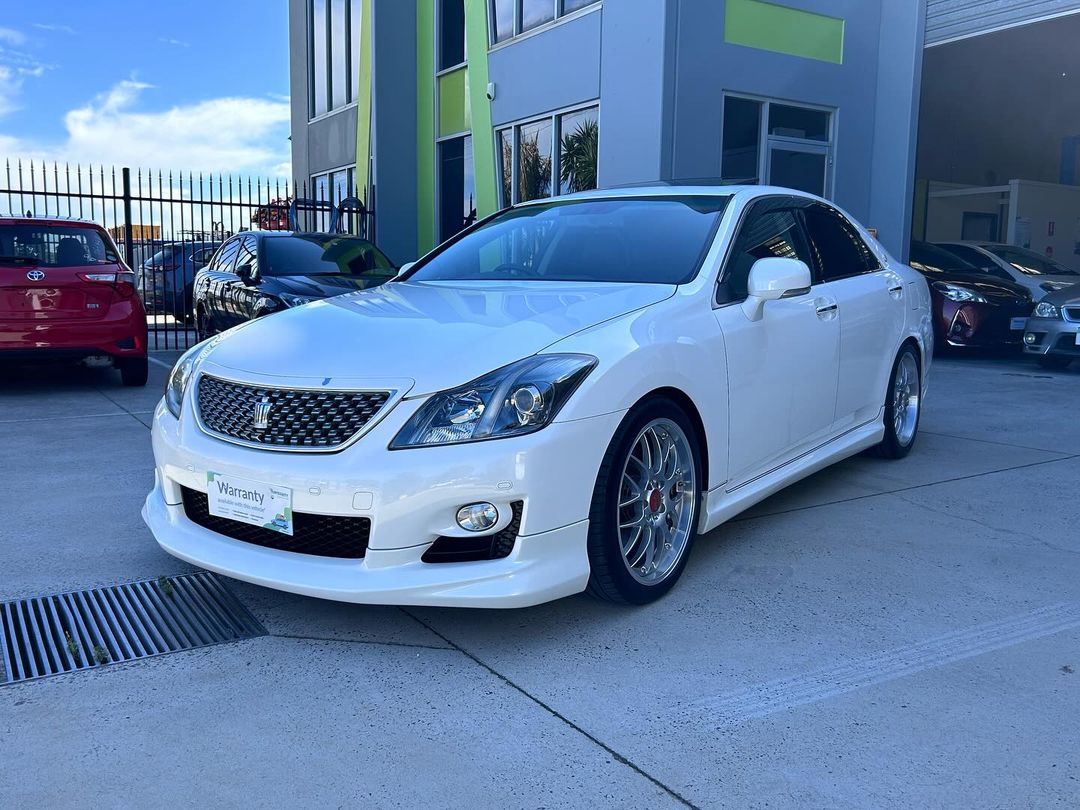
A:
[{"left": 559, "top": 119, "right": 599, "bottom": 194}]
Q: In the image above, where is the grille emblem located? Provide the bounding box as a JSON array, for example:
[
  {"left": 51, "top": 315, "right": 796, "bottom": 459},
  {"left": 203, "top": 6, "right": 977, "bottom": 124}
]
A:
[
  {"left": 252, "top": 397, "right": 272, "bottom": 430},
  {"left": 26, "top": 269, "right": 45, "bottom": 282}
]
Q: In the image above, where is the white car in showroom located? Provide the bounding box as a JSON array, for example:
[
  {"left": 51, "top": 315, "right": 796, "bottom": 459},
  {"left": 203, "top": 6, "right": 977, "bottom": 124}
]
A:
[{"left": 143, "top": 186, "right": 933, "bottom": 608}]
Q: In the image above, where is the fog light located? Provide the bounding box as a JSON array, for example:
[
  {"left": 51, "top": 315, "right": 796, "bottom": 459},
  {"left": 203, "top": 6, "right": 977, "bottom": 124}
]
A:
[
  {"left": 1024, "top": 333, "right": 1036, "bottom": 345},
  {"left": 456, "top": 502, "right": 498, "bottom": 532}
]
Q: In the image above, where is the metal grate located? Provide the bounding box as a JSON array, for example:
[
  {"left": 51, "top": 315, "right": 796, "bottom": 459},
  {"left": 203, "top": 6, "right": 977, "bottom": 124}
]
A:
[
  {"left": 196, "top": 374, "right": 391, "bottom": 451},
  {"left": 0, "top": 573, "right": 266, "bottom": 685},
  {"left": 181, "top": 487, "right": 371, "bottom": 559}
]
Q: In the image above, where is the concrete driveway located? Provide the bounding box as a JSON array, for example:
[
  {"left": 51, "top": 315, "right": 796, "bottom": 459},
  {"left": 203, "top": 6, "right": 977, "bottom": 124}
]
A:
[{"left": 1, "top": 353, "right": 1077, "bottom": 808}]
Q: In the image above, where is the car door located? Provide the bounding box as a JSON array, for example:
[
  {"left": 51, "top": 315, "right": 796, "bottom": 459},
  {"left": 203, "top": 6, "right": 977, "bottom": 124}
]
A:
[
  {"left": 209, "top": 237, "right": 242, "bottom": 330},
  {"left": 802, "top": 203, "right": 905, "bottom": 430},
  {"left": 232, "top": 235, "right": 262, "bottom": 323},
  {"left": 713, "top": 196, "right": 841, "bottom": 488}
]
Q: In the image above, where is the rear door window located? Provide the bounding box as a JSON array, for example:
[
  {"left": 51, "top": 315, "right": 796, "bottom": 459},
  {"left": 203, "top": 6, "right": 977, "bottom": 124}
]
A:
[
  {"left": 801, "top": 204, "right": 879, "bottom": 281},
  {"left": 0, "top": 224, "right": 118, "bottom": 267}
]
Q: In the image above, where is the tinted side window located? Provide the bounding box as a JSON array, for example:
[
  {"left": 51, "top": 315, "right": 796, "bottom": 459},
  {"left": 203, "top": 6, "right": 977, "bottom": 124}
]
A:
[
  {"left": 213, "top": 238, "right": 242, "bottom": 273},
  {"left": 717, "top": 200, "right": 814, "bottom": 305},
  {"left": 237, "top": 236, "right": 259, "bottom": 276},
  {"left": 802, "top": 204, "right": 878, "bottom": 281}
]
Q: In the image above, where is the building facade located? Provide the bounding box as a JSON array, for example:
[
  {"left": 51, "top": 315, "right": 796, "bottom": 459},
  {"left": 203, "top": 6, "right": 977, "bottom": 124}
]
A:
[{"left": 290, "top": 0, "right": 925, "bottom": 263}]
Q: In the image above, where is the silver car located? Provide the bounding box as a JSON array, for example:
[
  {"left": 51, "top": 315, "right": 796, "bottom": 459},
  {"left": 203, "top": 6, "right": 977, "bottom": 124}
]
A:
[
  {"left": 936, "top": 242, "right": 1079, "bottom": 299},
  {"left": 1023, "top": 286, "right": 1080, "bottom": 369}
]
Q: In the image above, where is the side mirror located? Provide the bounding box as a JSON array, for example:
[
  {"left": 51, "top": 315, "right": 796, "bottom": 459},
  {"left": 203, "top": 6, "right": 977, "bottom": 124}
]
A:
[
  {"left": 236, "top": 262, "right": 254, "bottom": 283},
  {"left": 742, "top": 257, "right": 812, "bottom": 322},
  {"left": 396, "top": 261, "right": 415, "bottom": 278}
]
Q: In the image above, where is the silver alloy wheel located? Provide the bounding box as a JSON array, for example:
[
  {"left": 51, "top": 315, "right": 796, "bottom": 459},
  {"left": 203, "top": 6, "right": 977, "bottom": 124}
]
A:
[
  {"left": 617, "top": 418, "right": 696, "bottom": 586},
  {"left": 893, "top": 352, "right": 920, "bottom": 446}
]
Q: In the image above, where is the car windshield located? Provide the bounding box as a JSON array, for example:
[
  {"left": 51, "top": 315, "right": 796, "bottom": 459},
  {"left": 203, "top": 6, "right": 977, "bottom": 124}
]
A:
[
  {"left": 0, "top": 224, "right": 118, "bottom": 267},
  {"left": 147, "top": 244, "right": 185, "bottom": 265},
  {"left": 261, "top": 235, "right": 396, "bottom": 277},
  {"left": 983, "top": 245, "right": 1079, "bottom": 277},
  {"left": 405, "top": 195, "right": 732, "bottom": 285},
  {"left": 909, "top": 242, "right": 986, "bottom": 275}
]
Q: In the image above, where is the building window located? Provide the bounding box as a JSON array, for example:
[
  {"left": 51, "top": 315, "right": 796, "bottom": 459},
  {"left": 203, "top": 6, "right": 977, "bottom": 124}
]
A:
[
  {"left": 438, "top": 0, "right": 466, "bottom": 71},
  {"left": 309, "top": 167, "right": 358, "bottom": 232},
  {"left": 721, "top": 95, "right": 834, "bottom": 198},
  {"left": 497, "top": 105, "right": 598, "bottom": 207},
  {"left": 491, "top": 0, "right": 600, "bottom": 44},
  {"left": 310, "top": 0, "right": 360, "bottom": 118},
  {"left": 438, "top": 135, "right": 476, "bottom": 241}
]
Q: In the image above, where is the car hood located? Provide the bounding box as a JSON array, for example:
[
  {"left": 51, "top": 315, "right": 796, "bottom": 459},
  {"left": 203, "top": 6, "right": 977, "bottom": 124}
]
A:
[
  {"left": 265, "top": 273, "right": 393, "bottom": 298},
  {"left": 203, "top": 280, "right": 675, "bottom": 394},
  {"left": 919, "top": 270, "right": 1032, "bottom": 303},
  {"left": 1038, "top": 284, "right": 1080, "bottom": 307}
]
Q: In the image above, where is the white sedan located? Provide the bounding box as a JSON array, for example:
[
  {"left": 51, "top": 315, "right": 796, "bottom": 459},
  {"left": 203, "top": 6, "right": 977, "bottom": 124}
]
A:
[{"left": 143, "top": 186, "right": 933, "bottom": 608}]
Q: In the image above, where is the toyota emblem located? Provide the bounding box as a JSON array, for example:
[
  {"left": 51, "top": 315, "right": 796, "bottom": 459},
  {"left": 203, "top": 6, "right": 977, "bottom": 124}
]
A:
[{"left": 26, "top": 270, "right": 45, "bottom": 282}]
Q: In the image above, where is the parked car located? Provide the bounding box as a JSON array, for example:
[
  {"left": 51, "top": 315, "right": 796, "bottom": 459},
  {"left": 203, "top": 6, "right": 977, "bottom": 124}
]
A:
[
  {"left": 1023, "top": 286, "right": 1080, "bottom": 369},
  {"left": 144, "top": 187, "right": 932, "bottom": 608},
  {"left": 934, "top": 241, "right": 1079, "bottom": 298},
  {"left": 192, "top": 231, "right": 396, "bottom": 340},
  {"left": 0, "top": 215, "right": 148, "bottom": 385},
  {"left": 908, "top": 241, "right": 1033, "bottom": 352},
  {"left": 136, "top": 240, "right": 219, "bottom": 322}
]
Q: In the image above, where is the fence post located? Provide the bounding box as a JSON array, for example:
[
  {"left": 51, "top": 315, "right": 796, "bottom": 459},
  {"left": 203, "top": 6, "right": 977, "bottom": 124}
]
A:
[{"left": 121, "top": 167, "right": 135, "bottom": 265}]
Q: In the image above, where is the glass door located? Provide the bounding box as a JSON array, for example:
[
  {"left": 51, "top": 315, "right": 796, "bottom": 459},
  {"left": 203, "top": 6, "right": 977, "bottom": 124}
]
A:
[{"left": 766, "top": 140, "right": 830, "bottom": 197}]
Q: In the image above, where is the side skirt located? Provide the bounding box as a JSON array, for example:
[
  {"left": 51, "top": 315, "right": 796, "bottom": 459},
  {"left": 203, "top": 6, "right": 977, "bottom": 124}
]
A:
[{"left": 698, "top": 417, "right": 885, "bottom": 534}]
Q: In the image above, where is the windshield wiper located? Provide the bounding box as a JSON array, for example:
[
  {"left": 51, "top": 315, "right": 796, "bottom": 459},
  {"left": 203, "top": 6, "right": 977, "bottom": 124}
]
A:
[{"left": 0, "top": 255, "right": 39, "bottom": 266}]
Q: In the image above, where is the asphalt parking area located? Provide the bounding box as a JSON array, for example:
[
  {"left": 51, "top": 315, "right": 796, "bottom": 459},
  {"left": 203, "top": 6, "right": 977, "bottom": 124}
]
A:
[{"left": 1, "top": 353, "right": 1077, "bottom": 808}]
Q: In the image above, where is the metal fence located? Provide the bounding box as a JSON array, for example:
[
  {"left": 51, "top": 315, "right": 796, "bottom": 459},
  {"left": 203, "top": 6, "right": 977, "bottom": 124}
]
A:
[{"left": 1, "top": 160, "right": 374, "bottom": 351}]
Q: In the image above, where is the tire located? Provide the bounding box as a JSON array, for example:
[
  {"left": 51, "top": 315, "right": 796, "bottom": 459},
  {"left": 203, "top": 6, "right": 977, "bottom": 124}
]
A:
[
  {"left": 871, "top": 344, "right": 921, "bottom": 459},
  {"left": 1037, "top": 355, "right": 1071, "bottom": 370},
  {"left": 195, "top": 306, "right": 212, "bottom": 343},
  {"left": 119, "top": 357, "right": 149, "bottom": 387},
  {"left": 585, "top": 397, "right": 704, "bottom": 605}
]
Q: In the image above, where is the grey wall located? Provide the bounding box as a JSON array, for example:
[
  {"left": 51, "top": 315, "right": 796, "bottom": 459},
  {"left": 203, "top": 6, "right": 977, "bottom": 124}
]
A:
[
  {"left": 287, "top": 0, "right": 358, "bottom": 190},
  {"left": 597, "top": 0, "right": 676, "bottom": 186},
  {"left": 487, "top": 9, "right": 602, "bottom": 127},
  {"left": 371, "top": 0, "right": 418, "bottom": 263}
]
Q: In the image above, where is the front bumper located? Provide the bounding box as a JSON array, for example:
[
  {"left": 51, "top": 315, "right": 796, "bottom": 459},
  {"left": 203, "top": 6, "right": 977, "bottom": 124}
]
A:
[
  {"left": 1023, "top": 317, "right": 1080, "bottom": 358},
  {"left": 143, "top": 372, "right": 623, "bottom": 607},
  {"left": 937, "top": 300, "right": 1030, "bottom": 347}
]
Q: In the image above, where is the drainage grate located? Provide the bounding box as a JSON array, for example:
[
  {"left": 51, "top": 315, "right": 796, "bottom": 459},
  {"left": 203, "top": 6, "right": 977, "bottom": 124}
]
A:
[{"left": 0, "top": 572, "right": 266, "bottom": 685}]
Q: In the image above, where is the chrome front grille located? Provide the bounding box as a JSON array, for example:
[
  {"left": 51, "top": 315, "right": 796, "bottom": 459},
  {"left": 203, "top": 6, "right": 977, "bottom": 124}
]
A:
[{"left": 196, "top": 374, "right": 391, "bottom": 451}]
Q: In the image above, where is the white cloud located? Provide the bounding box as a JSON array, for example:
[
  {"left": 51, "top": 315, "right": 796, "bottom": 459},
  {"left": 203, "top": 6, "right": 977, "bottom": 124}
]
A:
[
  {"left": 0, "top": 27, "right": 26, "bottom": 46},
  {"left": 158, "top": 37, "right": 190, "bottom": 48},
  {"left": 0, "top": 79, "right": 292, "bottom": 178},
  {"left": 33, "top": 23, "right": 78, "bottom": 35}
]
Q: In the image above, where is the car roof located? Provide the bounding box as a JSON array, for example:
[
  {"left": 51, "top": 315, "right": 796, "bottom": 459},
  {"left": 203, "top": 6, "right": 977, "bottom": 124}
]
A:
[{"left": 0, "top": 214, "right": 102, "bottom": 228}]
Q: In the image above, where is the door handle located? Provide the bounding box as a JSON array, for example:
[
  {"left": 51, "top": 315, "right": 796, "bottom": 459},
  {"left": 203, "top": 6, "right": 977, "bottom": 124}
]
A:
[
  {"left": 815, "top": 299, "right": 838, "bottom": 320},
  {"left": 888, "top": 283, "right": 904, "bottom": 299}
]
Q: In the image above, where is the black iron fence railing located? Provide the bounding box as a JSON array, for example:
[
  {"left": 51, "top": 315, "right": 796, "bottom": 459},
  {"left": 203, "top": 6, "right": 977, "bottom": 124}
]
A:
[{"left": 1, "top": 160, "right": 375, "bottom": 351}]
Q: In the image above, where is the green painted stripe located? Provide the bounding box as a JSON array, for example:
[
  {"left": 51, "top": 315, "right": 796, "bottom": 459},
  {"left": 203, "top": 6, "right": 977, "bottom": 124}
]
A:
[
  {"left": 437, "top": 67, "right": 470, "bottom": 137},
  {"left": 416, "top": 1, "right": 436, "bottom": 256},
  {"left": 465, "top": 0, "right": 497, "bottom": 219},
  {"left": 725, "top": 0, "right": 844, "bottom": 65},
  {"left": 354, "top": 0, "right": 372, "bottom": 202}
]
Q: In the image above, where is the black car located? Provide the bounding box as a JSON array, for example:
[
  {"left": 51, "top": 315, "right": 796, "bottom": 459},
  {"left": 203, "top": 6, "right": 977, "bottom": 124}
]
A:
[
  {"left": 908, "top": 241, "right": 1033, "bottom": 351},
  {"left": 193, "top": 231, "right": 396, "bottom": 340}
]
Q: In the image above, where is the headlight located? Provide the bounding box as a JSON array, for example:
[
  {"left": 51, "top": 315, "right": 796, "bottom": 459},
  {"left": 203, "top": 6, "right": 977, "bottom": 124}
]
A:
[
  {"left": 932, "top": 282, "right": 987, "bottom": 303},
  {"left": 280, "top": 293, "right": 316, "bottom": 308},
  {"left": 164, "top": 339, "right": 218, "bottom": 418},
  {"left": 390, "top": 354, "right": 597, "bottom": 449},
  {"left": 1033, "top": 301, "right": 1061, "bottom": 319}
]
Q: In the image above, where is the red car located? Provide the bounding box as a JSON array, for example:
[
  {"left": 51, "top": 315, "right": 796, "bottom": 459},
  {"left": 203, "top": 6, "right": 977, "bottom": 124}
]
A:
[{"left": 0, "top": 216, "right": 148, "bottom": 385}]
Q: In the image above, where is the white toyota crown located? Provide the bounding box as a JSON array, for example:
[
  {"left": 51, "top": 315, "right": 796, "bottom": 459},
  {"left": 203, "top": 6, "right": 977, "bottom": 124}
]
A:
[{"left": 143, "top": 186, "right": 933, "bottom": 608}]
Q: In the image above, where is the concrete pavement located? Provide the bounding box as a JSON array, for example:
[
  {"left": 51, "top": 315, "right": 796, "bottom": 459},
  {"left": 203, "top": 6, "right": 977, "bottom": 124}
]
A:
[{"left": 0, "top": 353, "right": 1077, "bottom": 808}]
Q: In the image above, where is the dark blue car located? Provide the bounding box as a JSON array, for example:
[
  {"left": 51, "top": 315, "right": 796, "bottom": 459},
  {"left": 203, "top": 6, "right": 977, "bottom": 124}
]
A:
[{"left": 136, "top": 240, "right": 220, "bottom": 323}]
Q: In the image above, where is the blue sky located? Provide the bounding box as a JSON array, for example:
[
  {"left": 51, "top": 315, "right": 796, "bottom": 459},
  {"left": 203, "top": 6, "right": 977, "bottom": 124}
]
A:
[{"left": 0, "top": 1, "right": 292, "bottom": 177}]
